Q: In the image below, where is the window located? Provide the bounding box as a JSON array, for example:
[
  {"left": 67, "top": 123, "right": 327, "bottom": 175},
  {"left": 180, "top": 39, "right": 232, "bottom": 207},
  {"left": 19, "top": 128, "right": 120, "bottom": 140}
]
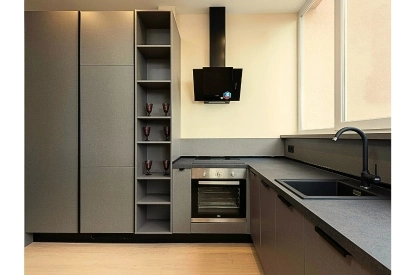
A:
[
  {"left": 298, "top": 0, "right": 391, "bottom": 133},
  {"left": 300, "top": 0, "right": 335, "bottom": 131}
]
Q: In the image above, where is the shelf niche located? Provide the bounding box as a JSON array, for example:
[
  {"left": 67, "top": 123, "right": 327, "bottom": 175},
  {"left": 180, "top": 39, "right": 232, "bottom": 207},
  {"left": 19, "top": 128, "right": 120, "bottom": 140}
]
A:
[{"left": 136, "top": 205, "right": 171, "bottom": 234}]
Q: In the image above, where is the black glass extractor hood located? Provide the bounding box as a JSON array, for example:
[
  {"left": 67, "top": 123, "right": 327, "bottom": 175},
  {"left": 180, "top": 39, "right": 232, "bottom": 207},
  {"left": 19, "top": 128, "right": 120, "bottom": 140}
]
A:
[
  {"left": 193, "top": 67, "right": 242, "bottom": 104},
  {"left": 193, "top": 7, "right": 243, "bottom": 104}
]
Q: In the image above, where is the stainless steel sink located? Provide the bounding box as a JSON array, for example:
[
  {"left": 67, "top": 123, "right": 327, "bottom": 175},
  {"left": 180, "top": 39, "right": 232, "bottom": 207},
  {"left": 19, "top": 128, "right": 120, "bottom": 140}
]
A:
[{"left": 274, "top": 179, "right": 391, "bottom": 200}]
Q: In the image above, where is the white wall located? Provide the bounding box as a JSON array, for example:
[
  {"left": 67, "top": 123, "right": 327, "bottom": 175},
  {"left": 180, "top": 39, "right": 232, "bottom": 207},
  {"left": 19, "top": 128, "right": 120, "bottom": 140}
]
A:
[{"left": 177, "top": 13, "right": 298, "bottom": 138}]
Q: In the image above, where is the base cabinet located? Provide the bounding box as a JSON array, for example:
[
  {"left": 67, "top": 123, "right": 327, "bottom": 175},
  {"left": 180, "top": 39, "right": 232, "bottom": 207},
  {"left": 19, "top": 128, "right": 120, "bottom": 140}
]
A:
[
  {"left": 260, "top": 179, "right": 277, "bottom": 275},
  {"left": 250, "top": 169, "right": 375, "bottom": 275},
  {"left": 249, "top": 170, "right": 261, "bottom": 251},
  {"left": 275, "top": 194, "right": 305, "bottom": 275},
  {"left": 249, "top": 170, "right": 276, "bottom": 275},
  {"left": 304, "top": 218, "right": 373, "bottom": 275},
  {"left": 172, "top": 169, "right": 191, "bottom": 233}
]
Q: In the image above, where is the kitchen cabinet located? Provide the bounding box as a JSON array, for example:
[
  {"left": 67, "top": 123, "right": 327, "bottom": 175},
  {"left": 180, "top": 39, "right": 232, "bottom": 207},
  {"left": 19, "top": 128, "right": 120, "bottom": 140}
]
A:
[
  {"left": 304, "top": 217, "right": 373, "bottom": 275},
  {"left": 172, "top": 168, "right": 191, "bottom": 233},
  {"left": 80, "top": 66, "right": 134, "bottom": 167},
  {"left": 80, "top": 11, "right": 134, "bottom": 233},
  {"left": 24, "top": 11, "right": 79, "bottom": 233},
  {"left": 249, "top": 170, "right": 261, "bottom": 251},
  {"left": 275, "top": 194, "right": 305, "bottom": 274},
  {"left": 80, "top": 11, "right": 134, "bottom": 66},
  {"left": 80, "top": 167, "right": 134, "bottom": 233},
  {"left": 249, "top": 169, "right": 276, "bottom": 275},
  {"left": 134, "top": 10, "right": 181, "bottom": 234},
  {"left": 260, "top": 179, "right": 277, "bottom": 275}
]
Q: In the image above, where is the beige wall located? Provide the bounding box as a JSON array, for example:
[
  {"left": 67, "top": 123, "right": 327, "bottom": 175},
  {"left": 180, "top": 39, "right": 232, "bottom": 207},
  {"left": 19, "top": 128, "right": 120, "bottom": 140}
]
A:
[{"left": 177, "top": 13, "right": 298, "bottom": 138}]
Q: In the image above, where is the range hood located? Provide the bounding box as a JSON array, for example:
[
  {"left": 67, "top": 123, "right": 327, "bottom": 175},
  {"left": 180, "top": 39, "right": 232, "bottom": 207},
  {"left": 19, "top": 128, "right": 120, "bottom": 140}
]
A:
[{"left": 193, "top": 7, "right": 243, "bottom": 104}]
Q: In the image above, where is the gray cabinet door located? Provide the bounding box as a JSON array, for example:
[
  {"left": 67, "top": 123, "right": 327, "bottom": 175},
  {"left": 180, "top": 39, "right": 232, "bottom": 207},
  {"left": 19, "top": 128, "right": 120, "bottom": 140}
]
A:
[
  {"left": 80, "top": 65, "right": 134, "bottom": 167},
  {"left": 172, "top": 169, "right": 191, "bottom": 233},
  {"left": 81, "top": 167, "right": 134, "bottom": 233},
  {"left": 80, "top": 11, "right": 134, "bottom": 66},
  {"left": 259, "top": 180, "right": 277, "bottom": 275},
  {"left": 249, "top": 170, "right": 261, "bottom": 253},
  {"left": 275, "top": 195, "right": 305, "bottom": 275},
  {"left": 25, "top": 11, "right": 79, "bottom": 233},
  {"left": 80, "top": 10, "right": 134, "bottom": 233}
]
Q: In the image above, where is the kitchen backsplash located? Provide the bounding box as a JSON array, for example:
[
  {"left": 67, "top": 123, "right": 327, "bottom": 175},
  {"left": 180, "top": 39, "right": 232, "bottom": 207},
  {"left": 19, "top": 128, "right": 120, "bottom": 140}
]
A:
[{"left": 283, "top": 137, "right": 391, "bottom": 185}]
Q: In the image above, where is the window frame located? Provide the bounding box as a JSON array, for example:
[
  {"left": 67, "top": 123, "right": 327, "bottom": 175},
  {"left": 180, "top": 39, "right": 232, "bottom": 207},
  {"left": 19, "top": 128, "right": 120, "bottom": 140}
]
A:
[{"left": 298, "top": 0, "right": 391, "bottom": 134}]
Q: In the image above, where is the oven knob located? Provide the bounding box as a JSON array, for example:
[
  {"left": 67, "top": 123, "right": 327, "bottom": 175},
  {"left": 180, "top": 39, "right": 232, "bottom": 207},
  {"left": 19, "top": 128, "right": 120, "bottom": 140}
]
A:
[
  {"left": 231, "top": 172, "right": 235, "bottom": 177},
  {"left": 203, "top": 172, "right": 207, "bottom": 177},
  {"left": 216, "top": 172, "right": 222, "bottom": 177}
]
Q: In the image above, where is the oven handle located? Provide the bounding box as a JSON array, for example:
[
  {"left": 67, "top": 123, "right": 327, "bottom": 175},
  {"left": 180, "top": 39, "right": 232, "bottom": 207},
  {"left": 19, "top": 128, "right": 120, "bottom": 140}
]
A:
[{"left": 198, "top": 181, "right": 240, "bottom": 186}]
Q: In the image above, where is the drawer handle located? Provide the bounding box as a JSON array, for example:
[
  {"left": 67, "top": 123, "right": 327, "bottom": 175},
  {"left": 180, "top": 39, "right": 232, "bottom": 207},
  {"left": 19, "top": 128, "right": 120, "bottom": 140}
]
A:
[
  {"left": 261, "top": 180, "right": 270, "bottom": 188},
  {"left": 277, "top": 194, "right": 292, "bottom": 208},
  {"left": 315, "top": 226, "right": 350, "bottom": 257}
]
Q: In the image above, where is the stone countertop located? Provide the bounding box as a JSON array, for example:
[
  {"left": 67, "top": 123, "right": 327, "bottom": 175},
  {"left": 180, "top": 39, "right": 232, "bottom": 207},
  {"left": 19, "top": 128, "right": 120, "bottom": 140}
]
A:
[
  {"left": 242, "top": 157, "right": 391, "bottom": 275},
  {"left": 173, "top": 156, "right": 391, "bottom": 274}
]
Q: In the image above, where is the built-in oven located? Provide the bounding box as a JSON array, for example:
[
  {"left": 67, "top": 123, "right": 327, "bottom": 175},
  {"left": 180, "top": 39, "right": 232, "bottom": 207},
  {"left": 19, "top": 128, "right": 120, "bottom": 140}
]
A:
[{"left": 191, "top": 168, "right": 247, "bottom": 223}]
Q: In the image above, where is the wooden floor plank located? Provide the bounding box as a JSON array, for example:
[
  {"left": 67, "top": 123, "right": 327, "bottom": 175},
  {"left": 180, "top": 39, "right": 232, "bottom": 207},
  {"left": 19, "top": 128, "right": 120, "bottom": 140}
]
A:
[{"left": 25, "top": 242, "right": 265, "bottom": 274}]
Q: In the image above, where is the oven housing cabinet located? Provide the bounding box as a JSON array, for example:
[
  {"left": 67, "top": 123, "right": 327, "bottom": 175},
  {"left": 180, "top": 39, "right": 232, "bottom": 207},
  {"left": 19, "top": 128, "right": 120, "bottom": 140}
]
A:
[{"left": 190, "top": 168, "right": 250, "bottom": 234}]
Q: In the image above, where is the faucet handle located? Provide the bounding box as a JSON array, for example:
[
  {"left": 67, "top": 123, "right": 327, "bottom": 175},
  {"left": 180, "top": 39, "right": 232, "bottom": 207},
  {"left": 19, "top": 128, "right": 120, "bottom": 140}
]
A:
[
  {"left": 361, "top": 171, "right": 381, "bottom": 188},
  {"left": 372, "top": 174, "right": 381, "bottom": 184},
  {"left": 373, "top": 164, "right": 381, "bottom": 183}
]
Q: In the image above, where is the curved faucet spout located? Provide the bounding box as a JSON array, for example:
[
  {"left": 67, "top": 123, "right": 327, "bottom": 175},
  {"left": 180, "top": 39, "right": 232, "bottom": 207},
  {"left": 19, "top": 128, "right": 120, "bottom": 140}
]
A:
[
  {"left": 333, "top": 127, "right": 368, "bottom": 172},
  {"left": 332, "top": 127, "right": 380, "bottom": 189}
]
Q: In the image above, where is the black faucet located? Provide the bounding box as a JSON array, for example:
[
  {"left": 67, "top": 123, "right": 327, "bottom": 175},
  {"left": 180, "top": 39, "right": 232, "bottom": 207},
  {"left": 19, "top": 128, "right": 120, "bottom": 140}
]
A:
[{"left": 332, "top": 127, "right": 381, "bottom": 189}]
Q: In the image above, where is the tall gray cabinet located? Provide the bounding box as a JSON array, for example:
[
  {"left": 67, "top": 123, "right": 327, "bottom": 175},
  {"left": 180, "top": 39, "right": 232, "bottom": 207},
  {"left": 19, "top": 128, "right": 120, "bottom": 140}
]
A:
[
  {"left": 134, "top": 10, "right": 181, "bottom": 234},
  {"left": 25, "top": 9, "right": 179, "bottom": 235},
  {"left": 80, "top": 11, "right": 135, "bottom": 233},
  {"left": 25, "top": 11, "right": 79, "bottom": 233}
]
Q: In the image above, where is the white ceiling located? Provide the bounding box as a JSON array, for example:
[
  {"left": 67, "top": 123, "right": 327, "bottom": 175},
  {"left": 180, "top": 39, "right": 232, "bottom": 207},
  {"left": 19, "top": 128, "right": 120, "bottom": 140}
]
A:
[{"left": 24, "top": 0, "right": 308, "bottom": 14}]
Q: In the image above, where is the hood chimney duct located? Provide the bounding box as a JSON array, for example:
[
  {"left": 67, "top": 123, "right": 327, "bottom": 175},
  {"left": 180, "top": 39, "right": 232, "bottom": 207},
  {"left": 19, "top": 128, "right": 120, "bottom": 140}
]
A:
[{"left": 209, "top": 7, "right": 226, "bottom": 67}]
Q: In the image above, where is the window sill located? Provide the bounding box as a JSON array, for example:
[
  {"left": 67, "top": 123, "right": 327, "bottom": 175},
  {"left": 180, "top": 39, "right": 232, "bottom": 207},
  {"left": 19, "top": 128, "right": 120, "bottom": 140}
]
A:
[{"left": 280, "top": 133, "right": 391, "bottom": 140}]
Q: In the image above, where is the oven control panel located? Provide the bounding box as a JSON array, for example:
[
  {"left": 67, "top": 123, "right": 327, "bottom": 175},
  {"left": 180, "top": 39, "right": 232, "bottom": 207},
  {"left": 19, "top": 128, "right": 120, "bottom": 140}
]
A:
[{"left": 191, "top": 168, "right": 247, "bottom": 179}]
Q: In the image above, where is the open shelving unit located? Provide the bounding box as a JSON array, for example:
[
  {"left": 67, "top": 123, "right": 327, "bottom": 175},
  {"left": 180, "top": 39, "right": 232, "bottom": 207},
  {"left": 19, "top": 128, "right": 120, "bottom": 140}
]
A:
[{"left": 134, "top": 10, "right": 178, "bottom": 234}]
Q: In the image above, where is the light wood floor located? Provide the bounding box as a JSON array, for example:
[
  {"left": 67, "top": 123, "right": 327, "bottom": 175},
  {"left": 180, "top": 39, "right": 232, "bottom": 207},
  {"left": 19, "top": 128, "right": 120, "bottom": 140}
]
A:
[{"left": 25, "top": 242, "right": 265, "bottom": 275}]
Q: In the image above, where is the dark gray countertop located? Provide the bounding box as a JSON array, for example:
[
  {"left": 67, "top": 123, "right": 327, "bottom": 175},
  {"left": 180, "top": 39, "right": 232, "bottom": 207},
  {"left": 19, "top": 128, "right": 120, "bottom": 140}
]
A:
[{"left": 173, "top": 156, "right": 391, "bottom": 274}]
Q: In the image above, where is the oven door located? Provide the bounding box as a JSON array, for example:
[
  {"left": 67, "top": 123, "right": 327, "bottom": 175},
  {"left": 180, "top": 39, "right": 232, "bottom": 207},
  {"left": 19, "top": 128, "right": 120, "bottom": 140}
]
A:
[{"left": 191, "top": 179, "right": 246, "bottom": 222}]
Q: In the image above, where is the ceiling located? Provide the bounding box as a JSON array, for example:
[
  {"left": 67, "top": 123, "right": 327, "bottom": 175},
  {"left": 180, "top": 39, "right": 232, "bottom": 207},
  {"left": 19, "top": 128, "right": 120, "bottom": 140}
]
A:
[{"left": 24, "top": 0, "right": 308, "bottom": 14}]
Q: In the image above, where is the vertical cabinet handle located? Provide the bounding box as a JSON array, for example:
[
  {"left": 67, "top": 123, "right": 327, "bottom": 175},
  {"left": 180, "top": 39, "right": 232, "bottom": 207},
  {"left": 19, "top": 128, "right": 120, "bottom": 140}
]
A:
[
  {"left": 315, "top": 226, "right": 350, "bottom": 257},
  {"left": 277, "top": 194, "right": 293, "bottom": 208}
]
